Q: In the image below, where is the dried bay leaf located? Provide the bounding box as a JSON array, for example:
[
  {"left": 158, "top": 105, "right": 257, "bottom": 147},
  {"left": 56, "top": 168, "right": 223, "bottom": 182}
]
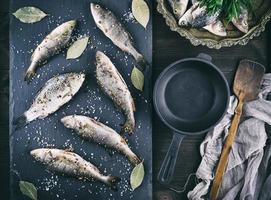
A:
[
  {"left": 130, "top": 161, "right": 145, "bottom": 190},
  {"left": 132, "top": 0, "right": 150, "bottom": 29},
  {"left": 13, "top": 7, "right": 48, "bottom": 23},
  {"left": 19, "top": 181, "right": 38, "bottom": 200},
  {"left": 66, "top": 37, "right": 89, "bottom": 59},
  {"left": 131, "top": 66, "right": 144, "bottom": 91}
]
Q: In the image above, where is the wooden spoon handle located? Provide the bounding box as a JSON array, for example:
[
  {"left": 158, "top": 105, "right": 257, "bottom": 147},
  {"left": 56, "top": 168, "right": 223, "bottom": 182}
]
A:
[{"left": 210, "top": 98, "right": 244, "bottom": 200}]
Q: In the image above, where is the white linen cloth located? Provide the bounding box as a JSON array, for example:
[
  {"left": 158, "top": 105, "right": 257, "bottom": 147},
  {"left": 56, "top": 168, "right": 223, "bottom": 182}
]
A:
[{"left": 187, "top": 74, "right": 271, "bottom": 200}]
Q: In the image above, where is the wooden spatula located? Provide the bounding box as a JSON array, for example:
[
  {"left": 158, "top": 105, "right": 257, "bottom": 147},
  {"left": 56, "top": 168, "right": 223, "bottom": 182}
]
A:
[{"left": 210, "top": 60, "right": 265, "bottom": 200}]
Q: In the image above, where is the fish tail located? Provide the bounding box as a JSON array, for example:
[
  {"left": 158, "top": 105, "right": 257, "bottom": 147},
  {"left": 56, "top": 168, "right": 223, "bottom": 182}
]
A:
[
  {"left": 128, "top": 154, "right": 141, "bottom": 166},
  {"left": 24, "top": 70, "right": 36, "bottom": 82},
  {"left": 107, "top": 176, "right": 121, "bottom": 191},
  {"left": 136, "top": 54, "right": 149, "bottom": 72},
  {"left": 24, "top": 62, "right": 37, "bottom": 82},
  {"left": 13, "top": 115, "right": 28, "bottom": 130},
  {"left": 121, "top": 116, "right": 135, "bottom": 135}
]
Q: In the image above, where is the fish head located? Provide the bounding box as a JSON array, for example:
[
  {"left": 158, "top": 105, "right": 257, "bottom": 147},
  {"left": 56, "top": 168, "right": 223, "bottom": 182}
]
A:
[
  {"left": 173, "top": 10, "right": 183, "bottom": 20},
  {"left": 204, "top": 21, "right": 227, "bottom": 37},
  {"left": 31, "top": 148, "right": 49, "bottom": 162},
  {"left": 95, "top": 51, "right": 111, "bottom": 68},
  {"left": 96, "top": 51, "right": 105, "bottom": 63},
  {"left": 61, "top": 20, "right": 77, "bottom": 31},
  {"left": 172, "top": 0, "right": 188, "bottom": 19},
  {"left": 67, "top": 73, "right": 85, "bottom": 89},
  {"left": 90, "top": 3, "right": 105, "bottom": 24},
  {"left": 61, "top": 115, "right": 78, "bottom": 129},
  {"left": 61, "top": 115, "right": 90, "bottom": 131},
  {"left": 178, "top": 17, "right": 190, "bottom": 26},
  {"left": 238, "top": 8, "right": 249, "bottom": 33},
  {"left": 240, "top": 21, "right": 248, "bottom": 33},
  {"left": 57, "top": 20, "right": 77, "bottom": 37},
  {"left": 232, "top": 11, "right": 249, "bottom": 34},
  {"left": 66, "top": 20, "right": 77, "bottom": 30},
  {"left": 178, "top": 8, "right": 193, "bottom": 26}
]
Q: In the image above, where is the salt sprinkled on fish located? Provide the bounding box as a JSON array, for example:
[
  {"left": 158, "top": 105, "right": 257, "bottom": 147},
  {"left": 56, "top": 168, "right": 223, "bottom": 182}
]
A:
[{"left": 13, "top": 72, "right": 85, "bottom": 130}]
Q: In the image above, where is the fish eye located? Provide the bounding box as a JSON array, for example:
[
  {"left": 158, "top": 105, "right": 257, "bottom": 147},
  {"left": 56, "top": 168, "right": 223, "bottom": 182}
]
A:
[
  {"left": 174, "top": 9, "right": 177, "bottom": 13},
  {"left": 95, "top": 5, "right": 100, "bottom": 9}
]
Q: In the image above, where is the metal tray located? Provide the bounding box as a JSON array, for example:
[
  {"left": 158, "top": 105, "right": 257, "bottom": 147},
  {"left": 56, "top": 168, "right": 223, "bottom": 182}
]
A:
[
  {"left": 157, "top": 0, "right": 271, "bottom": 49},
  {"left": 9, "top": 0, "right": 152, "bottom": 199}
]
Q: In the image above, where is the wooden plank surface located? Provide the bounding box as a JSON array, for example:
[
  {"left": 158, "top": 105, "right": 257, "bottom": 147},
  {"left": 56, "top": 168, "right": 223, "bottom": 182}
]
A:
[
  {"left": 152, "top": 5, "right": 271, "bottom": 200},
  {"left": 1, "top": 1, "right": 271, "bottom": 200}
]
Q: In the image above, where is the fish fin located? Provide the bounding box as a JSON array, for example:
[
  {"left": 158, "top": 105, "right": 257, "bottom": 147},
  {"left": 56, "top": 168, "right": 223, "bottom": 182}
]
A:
[
  {"left": 120, "top": 137, "right": 128, "bottom": 145},
  {"left": 132, "top": 99, "right": 136, "bottom": 112},
  {"left": 119, "top": 122, "right": 125, "bottom": 133},
  {"left": 13, "top": 115, "right": 28, "bottom": 130},
  {"left": 64, "top": 147, "right": 74, "bottom": 152},
  {"left": 24, "top": 69, "right": 36, "bottom": 82},
  {"left": 107, "top": 176, "right": 121, "bottom": 191}
]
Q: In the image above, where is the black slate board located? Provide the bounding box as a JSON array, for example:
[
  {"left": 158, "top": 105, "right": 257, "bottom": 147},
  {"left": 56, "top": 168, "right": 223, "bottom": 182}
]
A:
[{"left": 9, "top": 0, "right": 152, "bottom": 199}]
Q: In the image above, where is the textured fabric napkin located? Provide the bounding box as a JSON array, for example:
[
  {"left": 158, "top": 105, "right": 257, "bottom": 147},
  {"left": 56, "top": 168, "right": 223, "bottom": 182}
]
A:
[{"left": 187, "top": 74, "right": 271, "bottom": 200}]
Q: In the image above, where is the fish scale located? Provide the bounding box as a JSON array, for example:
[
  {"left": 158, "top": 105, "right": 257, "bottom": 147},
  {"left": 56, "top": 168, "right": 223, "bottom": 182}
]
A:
[
  {"left": 95, "top": 51, "right": 136, "bottom": 134},
  {"left": 179, "top": 2, "right": 220, "bottom": 28},
  {"left": 25, "top": 20, "right": 77, "bottom": 81},
  {"left": 31, "top": 148, "right": 120, "bottom": 190},
  {"left": 90, "top": 3, "right": 148, "bottom": 71},
  {"left": 14, "top": 73, "right": 85, "bottom": 130},
  {"left": 61, "top": 115, "right": 141, "bottom": 165}
]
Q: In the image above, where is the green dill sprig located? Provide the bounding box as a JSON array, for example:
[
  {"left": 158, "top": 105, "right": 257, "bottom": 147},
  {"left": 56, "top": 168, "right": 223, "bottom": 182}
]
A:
[{"left": 199, "top": 0, "right": 252, "bottom": 21}]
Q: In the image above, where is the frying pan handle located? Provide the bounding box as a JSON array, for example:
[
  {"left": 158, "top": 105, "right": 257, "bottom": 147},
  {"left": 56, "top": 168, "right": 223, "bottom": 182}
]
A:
[
  {"left": 157, "top": 132, "right": 185, "bottom": 185},
  {"left": 197, "top": 53, "right": 212, "bottom": 63}
]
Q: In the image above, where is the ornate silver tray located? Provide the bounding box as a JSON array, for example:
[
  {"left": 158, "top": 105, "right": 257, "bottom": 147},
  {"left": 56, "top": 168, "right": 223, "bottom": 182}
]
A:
[{"left": 157, "top": 0, "right": 271, "bottom": 49}]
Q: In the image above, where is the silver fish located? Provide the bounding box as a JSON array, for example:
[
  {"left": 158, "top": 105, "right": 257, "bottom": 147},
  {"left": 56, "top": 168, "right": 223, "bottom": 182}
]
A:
[
  {"left": 90, "top": 3, "right": 147, "bottom": 70},
  {"left": 179, "top": 3, "right": 219, "bottom": 28},
  {"left": 61, "top": 115, "right": 141, "bottom": 165},
  {"left": 189, "top": 0, "right": 226, "bottom": 36},
  {"left": 204, "top": 20, "right": 227, "bottom": 37},
  {"left": 178, "top": 3, "right": 195, "bottom": 26},
  {"left": 14, "top": 73, "right": 85, "bottom": 130},
  {"left": 95, "top": 51, "right": 135, "bottom": 134},
  {"left": 168, "top": 0, "right": 189, "bottom": 20},
  {"left": 25, "top": 20, "right": 76, "bottom": 81},
  {"left": 190, "top": 0, "right": 197, "bottom": 4},
  {"left": 232, "top": 7, "right": 249, "bottom": 33},
  {"left": 31, "top": 148, "right": 120, "bottom": 190}
]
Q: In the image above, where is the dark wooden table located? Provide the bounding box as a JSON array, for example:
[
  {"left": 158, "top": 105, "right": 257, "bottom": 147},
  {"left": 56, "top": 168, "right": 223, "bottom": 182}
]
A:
[{"left": 1, "top": 1, "right": 271, "bottom": 199}]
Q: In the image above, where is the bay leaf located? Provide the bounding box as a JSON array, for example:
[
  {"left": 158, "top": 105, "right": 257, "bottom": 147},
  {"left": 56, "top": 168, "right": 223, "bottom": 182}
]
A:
[
  {"left": 13, "top": 7, "right": 48, "bottom": 23},
  {"left": 66, "top": 37, "right": 89, "bottom": 59},
  {"left": 131, "top": 66, "right": 144, "bottom": 91},
  {"left": 130, "top": 161, "right": 145, "bottom": 191},
  {"left": 132, "top": 0, "right": 150, "bottom": 29},
  {"left": 19, "top": 181, "right": 38, "bottom": 200}
]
